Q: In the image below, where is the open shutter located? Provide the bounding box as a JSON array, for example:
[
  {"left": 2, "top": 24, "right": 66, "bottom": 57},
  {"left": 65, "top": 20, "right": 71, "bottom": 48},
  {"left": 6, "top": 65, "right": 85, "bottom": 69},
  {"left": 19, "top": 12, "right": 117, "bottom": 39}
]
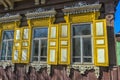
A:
[
  {"left": 59, "top": 23, "right": 71, "bottom": 65},
  {"left": 20, "top": 27, "right": 31, "bottom": 63},
  {"left": 116, "top": 41, "right": 120, "bottom": 65},
  {"left": 47, "top": 24, "right": 58, "bottom": 65},
  {"left": 12, "top": 28, "right": 22, "bottom": 63},
  {"left": 93, "top": 19, "right": 108, "bottom": 66}
]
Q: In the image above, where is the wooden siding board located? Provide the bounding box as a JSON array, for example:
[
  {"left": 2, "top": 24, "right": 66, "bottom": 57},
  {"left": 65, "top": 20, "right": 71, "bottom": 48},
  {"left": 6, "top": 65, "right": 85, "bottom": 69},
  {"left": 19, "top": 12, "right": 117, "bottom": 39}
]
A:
[{"left": 107, "top": 27, "right": 116, "bottom": 66}]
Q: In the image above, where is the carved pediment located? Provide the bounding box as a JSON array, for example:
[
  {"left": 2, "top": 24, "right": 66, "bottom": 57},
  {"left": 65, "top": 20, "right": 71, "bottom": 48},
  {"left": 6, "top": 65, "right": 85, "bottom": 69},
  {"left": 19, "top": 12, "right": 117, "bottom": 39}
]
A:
[
  {"left": 62, "top": 3, "right": 102, "bottom": 15},
  {"left": 25, "top": 8, "right": 56, "bottom": 19},
  {"left": 0, "top": 13, "right": 22, "bottom": 23}
]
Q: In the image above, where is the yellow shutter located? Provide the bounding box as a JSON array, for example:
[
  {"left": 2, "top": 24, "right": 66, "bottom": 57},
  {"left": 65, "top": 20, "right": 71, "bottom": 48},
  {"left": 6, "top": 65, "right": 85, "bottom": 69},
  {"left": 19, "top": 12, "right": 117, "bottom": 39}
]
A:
[
  {"left": 58, "top": 23, "right": 71, "bottom": 65},
  {"left": 20, "top": 27, "right": 31, "bottom": 63},
  {"left": 12, "top": 28, "right": 22, "bottom": 63},
  {"left": 47, "top": 24, "right": 58, "bottom": 65},
  {"left": 93, "top": 19, "right": 108, "bottom": 66}
]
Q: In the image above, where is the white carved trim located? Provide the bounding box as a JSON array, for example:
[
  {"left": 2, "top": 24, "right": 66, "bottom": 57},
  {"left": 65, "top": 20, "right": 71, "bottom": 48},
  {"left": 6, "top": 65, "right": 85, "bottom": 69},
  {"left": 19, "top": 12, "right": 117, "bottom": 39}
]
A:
[
  {"left": 71, "top": 64, "right": 99, "bottom": 78},
  {"left": 0, "top": 14, "right": 21, "bottom": 23},
  {"left": 25, "top": 10, "right": 56, "bottom": 19},
  {"left": 62, "top": 4, "right": 101, "bottom": 15}
]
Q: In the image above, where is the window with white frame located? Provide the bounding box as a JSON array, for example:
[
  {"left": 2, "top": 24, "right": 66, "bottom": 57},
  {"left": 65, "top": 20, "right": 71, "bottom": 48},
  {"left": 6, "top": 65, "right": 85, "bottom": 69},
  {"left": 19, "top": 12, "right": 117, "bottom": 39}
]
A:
[
  {"left": 0, "top": 30, "right": 14, "bottom": 60},
  {"left": 72, "top": 23, "right": 92, "bottom": 63},
  {"left": 32, "top": 28, "right": 48, "bottom": 62}
]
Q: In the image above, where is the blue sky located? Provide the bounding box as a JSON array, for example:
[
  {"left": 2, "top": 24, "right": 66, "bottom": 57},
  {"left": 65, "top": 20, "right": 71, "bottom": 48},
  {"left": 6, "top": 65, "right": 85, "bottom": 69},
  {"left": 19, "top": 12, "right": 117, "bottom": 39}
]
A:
[{"left": 115, "top": 1, "right": 120, "bottom": 34}]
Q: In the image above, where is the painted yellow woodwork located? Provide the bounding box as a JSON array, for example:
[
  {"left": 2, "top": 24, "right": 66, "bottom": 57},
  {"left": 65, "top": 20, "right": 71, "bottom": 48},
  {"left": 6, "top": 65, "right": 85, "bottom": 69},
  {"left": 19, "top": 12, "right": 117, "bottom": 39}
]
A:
[
  {"left": 1, "top": 22, "right": 15, "bottom": 30},
  {"left": 68, "top": 12, "right": 100, "bottom": 23},
  {"left": 12, "top": 28, "right": 22, "bottom": 63},
  {"left": 59, "top": 23, "right": 71, "bottom": 65},
  {"left": 20, "top": 27, "right": 31, "bottom": 63},
  {"left": 12, "top": 50, "right": 21, "bottom": 63},
  {"left": 20, "top": 48, "right": 30, "bottom": 63},
  {"left": 47, "top": 24, "right": 58, "bottom": 65},
  {"left": 93, "top": 19, "right": 108, "bottom": 66},
  {"left": 12, "top": 27, "right": 31, "bottom": 63},
  {"left": 30, "top": 18, "right": 50, "bottom": 27}
]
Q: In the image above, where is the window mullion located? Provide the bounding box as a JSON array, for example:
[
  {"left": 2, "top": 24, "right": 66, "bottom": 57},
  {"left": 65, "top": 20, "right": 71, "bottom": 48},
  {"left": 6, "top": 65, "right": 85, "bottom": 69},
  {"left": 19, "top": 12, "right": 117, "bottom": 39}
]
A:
[
  {"left": 5, "top": 40, "right": 8, "bottom": 60},
  {"left": 39, "top": 39, "right": 41, "bottom": 61},
  {"left": 81, "top": 37, "right": 83, "bottom": 63}
]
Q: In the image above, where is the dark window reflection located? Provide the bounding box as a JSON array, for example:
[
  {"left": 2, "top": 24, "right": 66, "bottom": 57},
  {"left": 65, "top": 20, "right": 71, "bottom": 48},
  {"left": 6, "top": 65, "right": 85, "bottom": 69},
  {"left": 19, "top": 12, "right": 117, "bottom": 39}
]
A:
[
  {"left": 73, "top": 38, "right": 81, "bottom": 56},
  {"left": 1, "top": 41, "right": 7, "bottom": 60},
  {"left": 83, "top": 58, "right": 92, "bottom": 62},
  {"left": 3, "top": 31, "right": 14, "bottom": 39},
  {"left": 83, "top": 38, "right": 92, "bottom": 57},
  {"left": 33, "top": 40, "right": 39, "bottom": 57},
  {"left": 33, "top": 28, "right": 48, "bottom": 38},
  {"left": 72, "top": 24, "right": 91, "bottom": 36}
]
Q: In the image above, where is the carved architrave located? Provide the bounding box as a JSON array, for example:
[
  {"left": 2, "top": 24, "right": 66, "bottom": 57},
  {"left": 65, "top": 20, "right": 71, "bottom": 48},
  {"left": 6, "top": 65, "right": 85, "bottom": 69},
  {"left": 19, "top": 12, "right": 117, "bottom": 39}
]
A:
[
  {"left": 62, "top": 4, "right": 101, "bottom": 15},
  {"left": 25, "top": 9, "right": 56, "bottom": 19},
  {"left": 30, "top": 62, "right": 47, "bottom": 71},
  {"left": 0, "top": 14, "right": 21, "bottom": 23},
  {"left": 71, "top": 64, "right": 100, "bottom": 78}
]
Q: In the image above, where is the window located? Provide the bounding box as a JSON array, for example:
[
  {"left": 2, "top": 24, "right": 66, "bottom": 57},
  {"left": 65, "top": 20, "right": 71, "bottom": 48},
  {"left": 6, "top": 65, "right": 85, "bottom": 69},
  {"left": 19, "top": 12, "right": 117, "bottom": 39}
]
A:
[
  {"left": 32, "top": 28, "right": 48, "bottom": 62},
  {"left": 0, "top": 30, "right": 14, "bottom": 60},
  {"left": 72, "top": 23, "right": 92, "bottom": 63}
]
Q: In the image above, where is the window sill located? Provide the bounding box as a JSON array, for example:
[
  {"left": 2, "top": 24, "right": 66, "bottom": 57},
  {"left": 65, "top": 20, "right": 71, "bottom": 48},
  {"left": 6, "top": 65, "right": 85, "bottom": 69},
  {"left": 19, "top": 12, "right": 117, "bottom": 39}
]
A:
[
  {"left": 0, "top": 61, "right": 13, "bottom": 67},
  {"left": 72, "top": 62, "right": 94, "bottom": 65},
  {"left": 30, "top": 61, "right": 47, "bottom": 64}
]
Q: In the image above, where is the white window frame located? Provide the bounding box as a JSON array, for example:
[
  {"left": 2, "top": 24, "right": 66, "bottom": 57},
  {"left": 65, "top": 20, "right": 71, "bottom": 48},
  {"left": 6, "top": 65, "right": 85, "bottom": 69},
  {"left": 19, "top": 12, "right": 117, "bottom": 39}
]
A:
[
  {"left": 31, "top": 27, "right": 48, "bottom": 63},
  {"left": 71, "top": 23, "right": 93, "bottom": 64},
  {"left": 1, "top": 30, "right": 14, "bottom": 61}
]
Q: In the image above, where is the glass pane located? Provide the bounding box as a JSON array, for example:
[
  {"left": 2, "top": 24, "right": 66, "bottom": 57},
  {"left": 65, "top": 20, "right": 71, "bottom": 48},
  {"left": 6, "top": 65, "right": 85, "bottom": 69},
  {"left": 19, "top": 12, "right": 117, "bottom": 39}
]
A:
[
  {"left": 73, "top": 58, "right": 81, "bottom": 62},
  {"left": 1, "top": 41, "right": 7, "bottom": 60},
  {"left": 61, "top": 25, "right": 67, "bottom": 37},
  {"left": 7, "top": 57, "right": 12, "bottom": 60},
  {"left": 22, "top": 49, "right": 28, "bottom": 61},
  {"left": 23, "top": 29, "right": 29, "bottom": 39},
  {"left": 83, "top": 58, "right": 92, "bottom": 62},
  {"left": 34, "top": 28, "right": 48, "bottom": 38},
  {"left": 50, "top": 27, "right": 56, "bottom": 38},
  {"left": 7, "top": 41, "right": 13, "bottom": 58},
  {"left": 83, "top": 38, "right": 92, "bottom": 56},
  {"left": 40, "top": 39, "right": 47, "bottom": 57},
  {"left": 3, "top": 31, "right": 14, "bottom": 40},
  {"left": 40, "top": 57, "right": 47, "bottom": 61},
  {"left": 72, "top": 24, "right": 91, "bottom": 36},
  {"left": 16, "top": 30, "right": 21, "bottom": 40},
  {"left": 33, "top": 40, "right": 39, "bottom": 58},
  {"left": 32, "top": 57, "right": 38, "bottom": 61},
  {"left": 72, "top": 38, "right": 81, "bottom": 56}
]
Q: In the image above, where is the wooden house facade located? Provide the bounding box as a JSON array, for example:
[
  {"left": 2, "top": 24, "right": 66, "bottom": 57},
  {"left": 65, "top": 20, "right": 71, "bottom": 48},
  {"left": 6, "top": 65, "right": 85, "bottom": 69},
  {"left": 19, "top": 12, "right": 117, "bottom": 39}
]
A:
[{"left": 0, "top": 0, "right": 119, "bottom": 80}]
